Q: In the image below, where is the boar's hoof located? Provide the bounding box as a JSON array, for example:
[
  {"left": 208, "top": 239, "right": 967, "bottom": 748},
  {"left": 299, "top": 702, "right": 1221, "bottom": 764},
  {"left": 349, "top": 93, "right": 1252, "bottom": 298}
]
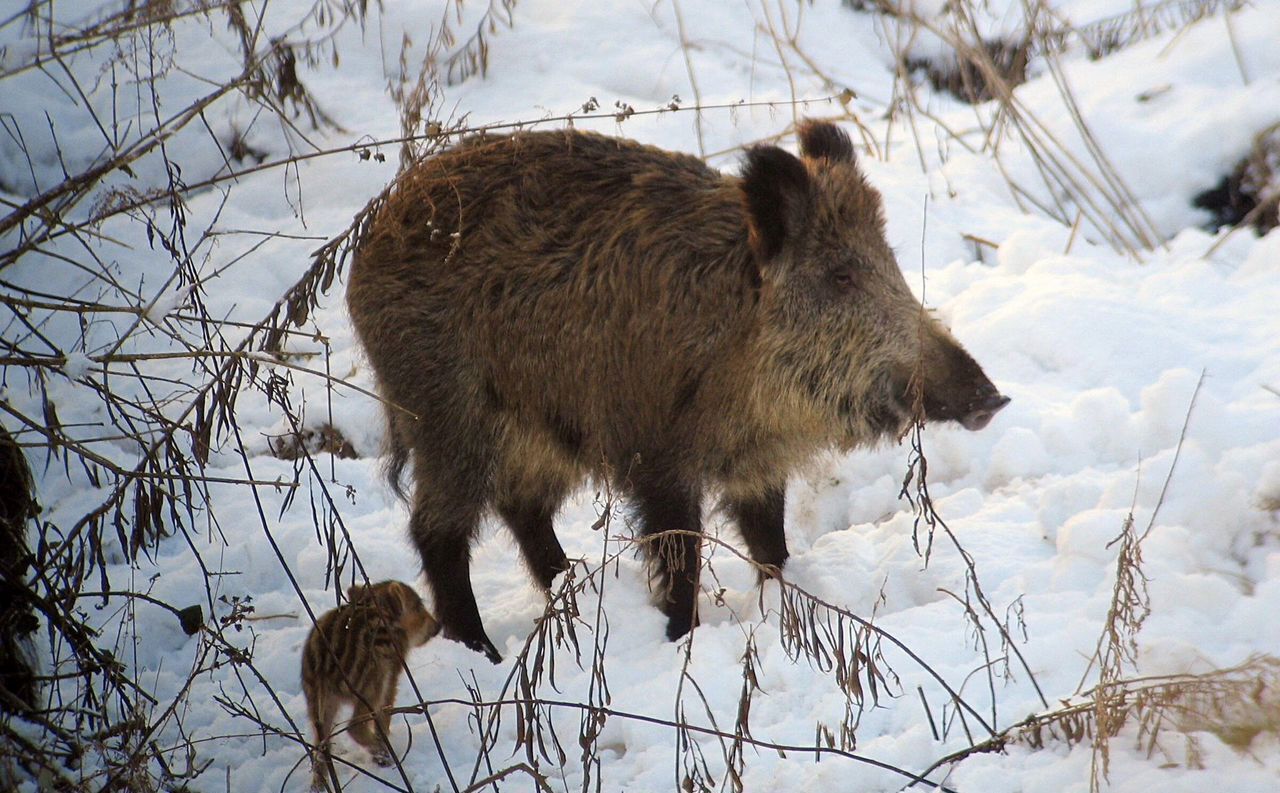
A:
[
  {"left": 476, "top": 640, "right": 503, "bottom": 665},
  {"left": 960, "top": 393, "right": 1011, "bottom": 432},
  {"left": 447, "top": 631, "right": 503, "bottom": 664},
  {"left": 665, "top": 610, "right": 700, "bottom": 642}
]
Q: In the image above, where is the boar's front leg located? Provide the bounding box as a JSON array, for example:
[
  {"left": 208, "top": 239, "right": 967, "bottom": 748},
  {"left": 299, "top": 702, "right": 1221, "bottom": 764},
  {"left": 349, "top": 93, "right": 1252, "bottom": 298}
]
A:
[
  {"left": 496, "top": 494, "right": 570, "bottom": 591},
  {"left": 726, "top": 484, "right": 789, "bottom": 580},
  {"left": 411, "top": 507, "right": 501, "bottom": 663},
  {"left": 633, "top": 469, "right": 703, "bottom": 641},
  {"left": 408, "top": 464, "right": 503, "bottom": 664}
]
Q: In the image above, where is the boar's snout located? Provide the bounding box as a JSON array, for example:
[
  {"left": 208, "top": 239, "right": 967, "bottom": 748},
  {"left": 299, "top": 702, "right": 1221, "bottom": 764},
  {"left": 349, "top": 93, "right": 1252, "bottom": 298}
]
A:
[
  {"left": 913, "top": 378, "right": 1009, "bottom": 432},
  {"left": 959, "top": 391, "right": 1010, "bottom": 431},
  {"left": 911, "top": 338, "right": 1010, "bottom": 432}
]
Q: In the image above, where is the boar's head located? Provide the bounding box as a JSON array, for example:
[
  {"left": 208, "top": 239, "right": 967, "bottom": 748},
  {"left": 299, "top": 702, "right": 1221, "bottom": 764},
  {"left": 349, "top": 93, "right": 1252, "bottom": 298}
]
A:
[{"left": 740, "top": 120, "right": 1009, "bottom": 445}]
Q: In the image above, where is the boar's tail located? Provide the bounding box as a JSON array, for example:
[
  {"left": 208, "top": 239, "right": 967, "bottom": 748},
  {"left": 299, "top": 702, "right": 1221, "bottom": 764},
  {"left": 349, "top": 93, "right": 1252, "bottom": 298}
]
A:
[{"left": 384, "top": 412, "right": 411, "bottom": 502}]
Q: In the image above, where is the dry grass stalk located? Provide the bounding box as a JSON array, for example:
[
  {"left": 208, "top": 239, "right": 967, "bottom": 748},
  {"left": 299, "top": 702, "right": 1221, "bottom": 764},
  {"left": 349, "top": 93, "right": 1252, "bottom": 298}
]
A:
[
  {"left": 917, "top": 655, "right": 1280, "bottom": 784},
  {"left": 854, "top": 0, "right": 1247, "bottom": 254},
  {"left": 1029, "top": 656, "right": 1280, "bottom": 759},
  {"left": 1036, "top": 0, "right": 1246, "bottom": 60},
  {"left": 899, "top": 418, "right": 1049, "bottom": 723},
  {"left": 1088, "top": 509, "right": 1150, "bottom": 788},
  {"left": 1078, "top": 371, "right": 1203, "bottom": 789}
]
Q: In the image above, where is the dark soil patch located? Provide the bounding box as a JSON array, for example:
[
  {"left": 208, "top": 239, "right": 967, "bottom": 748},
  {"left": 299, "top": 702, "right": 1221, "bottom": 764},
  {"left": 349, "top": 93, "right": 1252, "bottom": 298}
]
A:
[
  {"left": 903, "top": 37, "right": 1031, "bottom": 104},
  {"left": 1193, "top": 124, "right": 1280, "bottom": 235},
  {"left": 268, "top": 423, "right": 359, "bottom": 460}
]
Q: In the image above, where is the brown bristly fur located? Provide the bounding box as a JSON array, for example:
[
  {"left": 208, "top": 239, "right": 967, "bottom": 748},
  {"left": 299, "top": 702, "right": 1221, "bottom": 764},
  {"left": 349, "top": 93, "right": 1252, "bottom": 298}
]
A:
[
  {"left": 300, "top": 581, "right": 439, "bottom": 791},
  {"left": 346, "top": 121, "right": 1007, "bottom": 662}
]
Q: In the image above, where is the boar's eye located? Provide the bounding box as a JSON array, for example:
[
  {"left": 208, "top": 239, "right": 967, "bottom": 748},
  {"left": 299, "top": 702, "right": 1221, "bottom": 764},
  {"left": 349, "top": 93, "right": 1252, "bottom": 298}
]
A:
[{"left": 828, "top": 267, "right": 856, "bottom": 293}]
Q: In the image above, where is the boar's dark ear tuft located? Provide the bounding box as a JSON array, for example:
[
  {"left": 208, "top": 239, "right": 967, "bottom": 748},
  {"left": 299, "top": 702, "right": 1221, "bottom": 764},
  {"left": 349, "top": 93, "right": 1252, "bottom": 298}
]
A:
[
  {"left": 741, "top": 145, "right": 811, "bottom": 260},
  {"left": 797, "top": 120, "right": 855, "bottom": 164}
]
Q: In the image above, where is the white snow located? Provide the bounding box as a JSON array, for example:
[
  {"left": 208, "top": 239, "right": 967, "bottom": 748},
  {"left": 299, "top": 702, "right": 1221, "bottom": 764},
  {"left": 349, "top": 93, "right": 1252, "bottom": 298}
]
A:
[
  {"left": 59, "top": 351, "right": 93, "bottom": 381},
  {"left": 5, "top": 1, "right": 1280, "bottom": 791}
]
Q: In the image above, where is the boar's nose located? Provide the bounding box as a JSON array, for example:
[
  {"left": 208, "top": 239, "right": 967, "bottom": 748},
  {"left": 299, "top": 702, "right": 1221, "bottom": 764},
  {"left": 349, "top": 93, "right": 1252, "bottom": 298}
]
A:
[{"left": 959, "top": 393, "right": 1010, "bottom": 432}]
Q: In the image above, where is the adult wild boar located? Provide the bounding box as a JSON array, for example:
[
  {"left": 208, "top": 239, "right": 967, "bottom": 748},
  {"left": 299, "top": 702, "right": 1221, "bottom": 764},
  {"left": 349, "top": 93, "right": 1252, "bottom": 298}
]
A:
[{"left": 347, "top": 121, "right": 1008, "bottom": 663}]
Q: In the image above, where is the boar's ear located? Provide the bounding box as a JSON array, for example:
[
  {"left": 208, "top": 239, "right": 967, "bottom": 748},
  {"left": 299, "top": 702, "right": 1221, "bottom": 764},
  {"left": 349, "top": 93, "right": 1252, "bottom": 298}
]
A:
[
  {"left": 741, "top": 145, "right": 812, "bottom": 260},
  {"left": 797, "top": 120, "right": 855, "bottom": 163}
]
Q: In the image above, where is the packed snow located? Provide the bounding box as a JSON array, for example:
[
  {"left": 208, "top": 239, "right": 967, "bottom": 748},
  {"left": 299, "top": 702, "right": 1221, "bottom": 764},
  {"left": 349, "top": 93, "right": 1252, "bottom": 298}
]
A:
[{"left": 4, "top": 1, "right": 1279, "bottom": 791}]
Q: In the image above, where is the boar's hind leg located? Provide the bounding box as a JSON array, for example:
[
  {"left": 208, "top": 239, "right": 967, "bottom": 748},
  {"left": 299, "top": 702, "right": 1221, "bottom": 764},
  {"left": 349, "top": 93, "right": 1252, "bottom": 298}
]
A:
[
  {"left": 497, "top": 495, "right": 569, "bottom": 591},
  {"left": 634, "top": 472, "right": 703, "bottom": 642},
  {"left": 726, "top": 484, "right": 789, "bottom": 579},
  {"left": 408, "top": 457, "right": 503, "bottom": 664}
]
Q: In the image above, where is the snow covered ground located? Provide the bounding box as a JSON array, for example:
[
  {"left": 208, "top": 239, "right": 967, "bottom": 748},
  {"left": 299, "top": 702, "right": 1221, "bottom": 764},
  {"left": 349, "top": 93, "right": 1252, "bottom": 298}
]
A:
[{"left": 4, "top": 1, "right": 1280, "bottom": 791}]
